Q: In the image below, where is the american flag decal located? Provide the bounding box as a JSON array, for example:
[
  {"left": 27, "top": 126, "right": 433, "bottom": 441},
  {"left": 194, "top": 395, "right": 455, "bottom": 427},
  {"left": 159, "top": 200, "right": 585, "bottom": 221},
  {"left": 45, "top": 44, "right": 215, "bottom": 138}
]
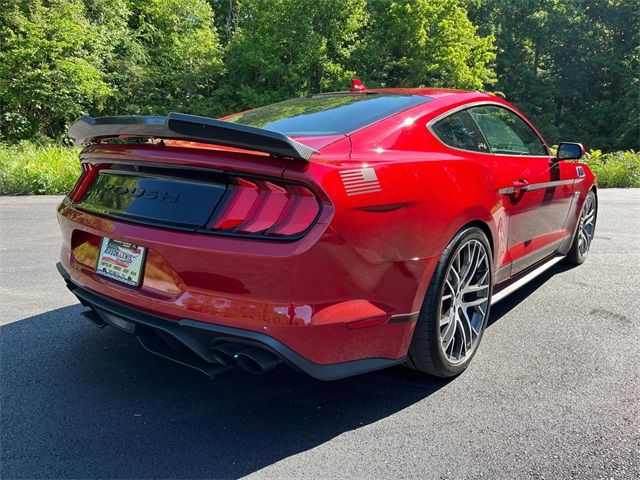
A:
[{"left": 339, "top": 167, "right": 381, "bottom": 196}]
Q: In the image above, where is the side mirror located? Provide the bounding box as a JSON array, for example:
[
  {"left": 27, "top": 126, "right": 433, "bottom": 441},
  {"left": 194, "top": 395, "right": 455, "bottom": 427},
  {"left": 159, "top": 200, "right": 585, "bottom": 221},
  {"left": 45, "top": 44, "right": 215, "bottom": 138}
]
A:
[{"left": 556, "top": 142, "right": 585, "bottom": 161}]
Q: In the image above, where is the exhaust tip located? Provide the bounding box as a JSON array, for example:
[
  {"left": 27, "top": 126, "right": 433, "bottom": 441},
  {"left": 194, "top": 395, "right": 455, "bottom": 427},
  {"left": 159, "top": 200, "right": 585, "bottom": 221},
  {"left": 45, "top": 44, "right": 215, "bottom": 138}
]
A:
[
  {"left": 210, "top": 343, "right": 247, "bottom": 367},
  {"left": 234, "top": 347, "right": 280, "bottom": 374},
  {"left": 81, "top": 309, "right": 106, "bottom": 328}
]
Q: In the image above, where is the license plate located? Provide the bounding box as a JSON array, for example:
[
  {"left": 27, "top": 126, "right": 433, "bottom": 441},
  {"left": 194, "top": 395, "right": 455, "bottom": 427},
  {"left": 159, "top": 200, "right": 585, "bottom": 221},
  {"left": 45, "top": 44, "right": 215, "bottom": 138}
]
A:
[{"left": 96, "top": 237, "right": 147, "bottom": 286}]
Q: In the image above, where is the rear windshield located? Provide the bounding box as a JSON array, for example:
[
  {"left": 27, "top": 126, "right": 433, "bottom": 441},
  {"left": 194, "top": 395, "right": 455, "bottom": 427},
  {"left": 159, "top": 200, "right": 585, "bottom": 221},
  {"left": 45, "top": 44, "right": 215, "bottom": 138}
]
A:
[{"left": 224, "top": 94, "right": 431, "bottom": 136}]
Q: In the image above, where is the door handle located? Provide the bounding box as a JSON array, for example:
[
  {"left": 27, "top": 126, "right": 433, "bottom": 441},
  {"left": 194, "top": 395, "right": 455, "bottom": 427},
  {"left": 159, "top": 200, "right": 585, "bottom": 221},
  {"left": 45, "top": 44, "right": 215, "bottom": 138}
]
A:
[
  {"left": 498, "top": 179, "right": 531, "bottom": 195},
  {"left": 513, "top": 179, "right": 530, "bottom": 191}
]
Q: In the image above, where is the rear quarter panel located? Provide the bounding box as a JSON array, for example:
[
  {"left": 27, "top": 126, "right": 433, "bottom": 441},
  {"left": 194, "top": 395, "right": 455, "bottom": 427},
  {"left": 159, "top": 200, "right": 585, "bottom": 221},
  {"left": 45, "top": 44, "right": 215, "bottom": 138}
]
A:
[{"left": 285, "top": 99, "right": 512, "bottom": 271}]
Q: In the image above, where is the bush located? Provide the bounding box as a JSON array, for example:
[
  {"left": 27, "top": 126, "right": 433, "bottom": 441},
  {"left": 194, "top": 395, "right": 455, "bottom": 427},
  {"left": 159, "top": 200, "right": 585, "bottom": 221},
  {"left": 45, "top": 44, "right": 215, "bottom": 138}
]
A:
[
  {"left": 0, "top": 142, "right": 80, "bottom": 195},
  {"left": 584, "top": 150, "right": 640, "bottom": 188}
]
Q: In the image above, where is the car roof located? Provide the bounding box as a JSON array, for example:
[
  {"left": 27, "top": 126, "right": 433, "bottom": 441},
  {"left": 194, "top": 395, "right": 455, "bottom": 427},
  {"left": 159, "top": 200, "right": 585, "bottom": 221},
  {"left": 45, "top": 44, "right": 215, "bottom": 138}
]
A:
[
  {"left": 364, "top": 87, "right": 470, "bottom": 97},
  {"left": 318, "top": 89, "right": 506, "bottom": 111},
  {"left": 323, "top": 87, "right": 477, "bottom": 99}
]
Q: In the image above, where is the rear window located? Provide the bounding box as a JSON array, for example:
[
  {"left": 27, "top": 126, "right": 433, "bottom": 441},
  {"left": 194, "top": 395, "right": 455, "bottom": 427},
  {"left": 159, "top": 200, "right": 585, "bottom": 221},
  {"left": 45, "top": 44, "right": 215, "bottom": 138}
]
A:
[{"left": 224, "top": 94, "right": 431, "bottom": 136}]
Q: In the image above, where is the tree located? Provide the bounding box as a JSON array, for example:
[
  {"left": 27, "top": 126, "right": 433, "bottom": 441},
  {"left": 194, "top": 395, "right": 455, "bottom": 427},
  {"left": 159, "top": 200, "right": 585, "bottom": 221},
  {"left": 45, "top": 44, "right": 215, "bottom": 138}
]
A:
[
  {"left": 221, "top": 0, "right": 368, "bottom": 110},
  {"left": 207, "top": 0, "right": 239, "bottom": 45},
  {"left": 466, "top": 0, "right": 639, "bottom": 150},
  {"left": 81, "top": 0, "right": 148, "bottom": 117},
  {"left": 465, "top": 0, "right": 558, "bottom": 138},
  {"left": 0, "top": 0, "right": 224, "bottom": 140},
  {"left": 555, "top": 0, "right": 640, "bottom": 150},
  {"left": 121, "top": 0, "right": 225, "bottom": 116},
  {"left": 353, "top": 0, "right": 496, "bottom": 90},
  {"left": 1, "top": 0, "right": 635, "bottom": 150},
  {"left": 0, "top": 0, "right": 111, "bottom": 141}
]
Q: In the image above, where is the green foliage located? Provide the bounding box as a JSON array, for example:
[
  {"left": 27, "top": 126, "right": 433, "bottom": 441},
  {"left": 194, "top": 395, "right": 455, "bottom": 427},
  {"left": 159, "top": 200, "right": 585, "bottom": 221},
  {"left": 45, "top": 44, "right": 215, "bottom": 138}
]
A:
[
  {"left": 0, "top": 0, "right": 111, "bottom": 141},
  {"left": 584, "top": 150, "right": 640, "bottom": 188},
  {"left": 121, "top": 0, "right": 224, "bottom": 116},
  {"left": 207, "top": 0, "right": 239, "bottom": 45},
  {"left": 0, "top": 0, "right": 637, "bottom": 153},
  {"left": 81, "top": 0, "right": 148, "bottom": 117},
  {"left": 465, "top": 0, "right": 640, "bottom": 151},
  {"left": 221, "top": 0, "right": 368, "bottom": 110},
  {"left": 0, "top": 0, "right": 224, "bottom": 140},
  {"left": 354, "top": 0, "right": 496, "bottom": 90},
  {"left": 0, "top": 142, "right": 81, "bottom": 194}
]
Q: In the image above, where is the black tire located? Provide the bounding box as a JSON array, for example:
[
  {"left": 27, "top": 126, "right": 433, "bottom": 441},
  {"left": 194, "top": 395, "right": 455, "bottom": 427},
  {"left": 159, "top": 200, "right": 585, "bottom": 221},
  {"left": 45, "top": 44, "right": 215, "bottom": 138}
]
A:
[
  {"left": 566, "top": 190, "right": 597, "bottom": 265},
  {"left": 406, "top": 226, "right": 493, "bottom": 377}
]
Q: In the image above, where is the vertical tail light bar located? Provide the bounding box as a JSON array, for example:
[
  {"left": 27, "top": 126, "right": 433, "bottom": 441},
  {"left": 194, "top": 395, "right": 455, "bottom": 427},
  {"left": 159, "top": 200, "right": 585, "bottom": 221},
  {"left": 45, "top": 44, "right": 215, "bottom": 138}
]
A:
[
  {"left": 209, "top": 177, "right": 320, "bottom": 238},
  {"left": 267, "top": 186, "right": 319, "bottom": 236},
  {"left": 68, "top": 163, "right": 106, "bottom": 202},
  {"left": 209, "top": 178, "right": 260, "bottom": 230}
]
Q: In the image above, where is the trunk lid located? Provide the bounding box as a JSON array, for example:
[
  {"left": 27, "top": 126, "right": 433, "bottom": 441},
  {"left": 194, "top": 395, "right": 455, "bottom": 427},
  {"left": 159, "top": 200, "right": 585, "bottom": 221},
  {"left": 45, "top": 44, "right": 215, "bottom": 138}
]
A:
[{"left": 67, "top": 113, "right": 342, "bottom": 237}]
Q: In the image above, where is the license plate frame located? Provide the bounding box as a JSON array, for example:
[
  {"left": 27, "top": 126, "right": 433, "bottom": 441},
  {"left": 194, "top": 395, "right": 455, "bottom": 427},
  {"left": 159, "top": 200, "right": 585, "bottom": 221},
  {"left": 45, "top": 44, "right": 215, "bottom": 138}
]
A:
[{"left": 96, "top": 237, "right": 147, "bottom": 287}]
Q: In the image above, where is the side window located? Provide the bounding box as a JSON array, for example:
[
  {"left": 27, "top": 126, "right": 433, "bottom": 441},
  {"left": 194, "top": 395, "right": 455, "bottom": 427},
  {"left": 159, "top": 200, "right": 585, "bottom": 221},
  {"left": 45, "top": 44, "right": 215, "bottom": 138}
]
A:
[
  {"left": 469, "top": 106, "right": 548, "bottom": 155},
  {"left": 431, "top": 110, "right": 490, "bottom": 153}
]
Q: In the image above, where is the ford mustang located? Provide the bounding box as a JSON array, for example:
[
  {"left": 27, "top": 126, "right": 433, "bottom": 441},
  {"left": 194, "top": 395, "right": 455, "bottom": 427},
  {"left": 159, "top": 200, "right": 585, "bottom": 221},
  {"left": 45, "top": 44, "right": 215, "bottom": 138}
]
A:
[{"left": 57, "top": 81, "right": 597, "bottom": 380}]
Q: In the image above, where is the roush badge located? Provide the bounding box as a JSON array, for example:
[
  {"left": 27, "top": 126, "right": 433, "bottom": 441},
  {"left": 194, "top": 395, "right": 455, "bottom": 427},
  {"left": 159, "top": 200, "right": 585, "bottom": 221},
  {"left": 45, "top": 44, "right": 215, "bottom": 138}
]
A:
[
  {"left": 103, "top": 183, "right": 181, "bottom": 203},
  {"left": 339, "top": 167, "right": 381, "bottom": 196}
]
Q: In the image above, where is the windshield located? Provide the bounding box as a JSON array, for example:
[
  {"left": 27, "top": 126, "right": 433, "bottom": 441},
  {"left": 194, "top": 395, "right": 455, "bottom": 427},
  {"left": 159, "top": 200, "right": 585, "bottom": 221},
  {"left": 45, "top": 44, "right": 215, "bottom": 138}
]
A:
[{"left": 224, "top": 94, "right": 431, "bottom": 136}]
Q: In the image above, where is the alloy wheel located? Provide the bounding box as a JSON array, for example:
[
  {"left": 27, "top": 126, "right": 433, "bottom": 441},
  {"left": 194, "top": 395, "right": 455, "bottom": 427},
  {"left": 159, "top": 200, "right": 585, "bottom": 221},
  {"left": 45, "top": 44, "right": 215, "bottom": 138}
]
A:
[
  {"left": 439, "top": 239, "right": 491, "bottom": 364},
  {"left": 578, "top": 194, "right": 596, "bottom": 257}
]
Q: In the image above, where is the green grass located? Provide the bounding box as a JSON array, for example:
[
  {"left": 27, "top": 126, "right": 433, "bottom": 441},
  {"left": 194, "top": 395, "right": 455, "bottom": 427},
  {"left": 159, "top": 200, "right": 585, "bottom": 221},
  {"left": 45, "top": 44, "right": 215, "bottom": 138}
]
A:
[
  {"left": 0, "top": 142, "right": 81, "bottom": 195},
  {"left": 0, "top": 142, "right": 638, "bottom": 195}
]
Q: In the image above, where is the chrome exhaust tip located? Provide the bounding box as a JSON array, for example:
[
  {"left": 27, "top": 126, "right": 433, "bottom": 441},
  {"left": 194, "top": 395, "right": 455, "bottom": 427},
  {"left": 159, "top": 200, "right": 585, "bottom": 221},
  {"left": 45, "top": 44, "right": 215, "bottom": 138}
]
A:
[
  {"left": 234, "top": 347, "right": 280, "bottom": 374},
  {"left": 210, "top": 343, "right": 247, "bottom": 367}
]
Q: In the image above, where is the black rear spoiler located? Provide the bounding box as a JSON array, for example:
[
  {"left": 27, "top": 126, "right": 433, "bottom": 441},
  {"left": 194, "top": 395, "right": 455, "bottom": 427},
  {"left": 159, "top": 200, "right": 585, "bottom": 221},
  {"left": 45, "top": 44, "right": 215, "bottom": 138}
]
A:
[{"left": 68, "top": 112, "right": 317, "bottom": 162}]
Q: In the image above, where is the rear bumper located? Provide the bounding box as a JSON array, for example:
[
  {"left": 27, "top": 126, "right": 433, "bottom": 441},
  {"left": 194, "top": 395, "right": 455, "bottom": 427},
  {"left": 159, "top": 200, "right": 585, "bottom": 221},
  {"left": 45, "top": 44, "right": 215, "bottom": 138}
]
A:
[
  {"left": 58, "top": 262, "right": 406, "bottom": 380},
  {"left": 57, "top": 199, "right": 429, "bottom": 366}
]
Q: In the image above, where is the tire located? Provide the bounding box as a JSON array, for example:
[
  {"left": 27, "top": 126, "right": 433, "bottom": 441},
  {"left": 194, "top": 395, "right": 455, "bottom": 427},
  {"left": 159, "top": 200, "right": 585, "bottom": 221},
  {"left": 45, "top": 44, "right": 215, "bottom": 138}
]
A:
[
  {"left": 566, "top": 190, "right": 597, "bottom": 265},
  {"left": 407, "top": 227, "right": 493, "bottom": 377}
]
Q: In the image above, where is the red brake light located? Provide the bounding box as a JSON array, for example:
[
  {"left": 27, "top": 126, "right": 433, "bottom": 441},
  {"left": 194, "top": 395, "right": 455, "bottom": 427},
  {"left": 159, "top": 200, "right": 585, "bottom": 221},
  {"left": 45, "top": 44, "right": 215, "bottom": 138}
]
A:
[
  {"left": 267, "top": 187, "right": 319, "bottom": 235},
  {"left": 210, "top": 178, "right": 260, "bottom": 230},
  {"left": 68, "top": 163, "right": 104, "bottom": 202},
  {"left": 236, "top": 181, "right": 289, "bottom": 233},
  {"left": 209, "top": 177, "right": 320, "bottom": 238}
]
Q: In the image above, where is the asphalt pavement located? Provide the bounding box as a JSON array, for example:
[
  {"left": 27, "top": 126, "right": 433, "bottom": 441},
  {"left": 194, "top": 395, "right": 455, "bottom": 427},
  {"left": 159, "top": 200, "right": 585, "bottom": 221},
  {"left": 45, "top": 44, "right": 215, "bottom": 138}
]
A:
[{"left": 1, "top": 190, "right": 639, "bottom": 479}]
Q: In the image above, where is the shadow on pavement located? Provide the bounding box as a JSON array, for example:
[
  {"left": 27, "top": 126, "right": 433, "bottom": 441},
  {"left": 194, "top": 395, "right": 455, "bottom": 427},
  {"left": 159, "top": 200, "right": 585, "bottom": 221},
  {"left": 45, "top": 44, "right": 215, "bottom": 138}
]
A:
[
  {"left": 0, "top": 263, "right": 569, "bottom": 479},
  {"left": 1, "top": 305, "right": 446, "bottom": 479}
]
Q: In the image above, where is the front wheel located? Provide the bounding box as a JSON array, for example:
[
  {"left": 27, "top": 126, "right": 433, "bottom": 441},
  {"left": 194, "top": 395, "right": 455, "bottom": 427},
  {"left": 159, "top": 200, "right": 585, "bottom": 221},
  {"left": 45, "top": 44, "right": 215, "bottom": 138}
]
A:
[
  {"left": 566, "top": 190, "right": 597, "bottom": 265},
  {"left": 407, "top": 227, "right": 493, "bottom": 377}
]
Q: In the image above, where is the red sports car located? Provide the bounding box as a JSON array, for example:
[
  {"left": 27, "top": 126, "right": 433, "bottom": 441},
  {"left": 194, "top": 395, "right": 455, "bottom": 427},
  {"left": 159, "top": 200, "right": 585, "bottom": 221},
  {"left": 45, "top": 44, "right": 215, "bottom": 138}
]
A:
[{"left": 57, "top": 81, "right": 597, "bottom": 380}]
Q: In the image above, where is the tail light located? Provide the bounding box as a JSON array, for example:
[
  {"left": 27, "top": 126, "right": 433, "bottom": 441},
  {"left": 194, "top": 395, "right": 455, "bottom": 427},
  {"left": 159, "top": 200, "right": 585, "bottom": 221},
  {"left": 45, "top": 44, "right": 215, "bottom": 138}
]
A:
[
  {"left": 67, "top": 163, "right": 105, "bottom": 202},
  {"left": 209, "top": 177, "right": 320, "bottom": 238}
]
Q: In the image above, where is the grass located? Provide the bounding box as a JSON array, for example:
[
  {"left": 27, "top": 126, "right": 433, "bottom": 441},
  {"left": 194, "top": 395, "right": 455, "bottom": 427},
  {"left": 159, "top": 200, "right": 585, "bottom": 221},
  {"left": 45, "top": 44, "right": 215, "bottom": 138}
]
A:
[
  {"left": 0, "top": 142, "right": 80, "bottom": 195},
  {"left": 0, "top": 142, "right": 638, "bottom": 195}
]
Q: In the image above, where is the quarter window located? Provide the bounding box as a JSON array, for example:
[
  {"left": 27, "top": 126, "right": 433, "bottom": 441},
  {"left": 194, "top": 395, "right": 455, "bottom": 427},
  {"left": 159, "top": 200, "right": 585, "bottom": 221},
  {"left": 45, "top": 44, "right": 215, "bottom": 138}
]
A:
[
  {"left": 468, "top": 106, "right": 547, "bottom": 155},
  {"left": 431, "top": 110, "right": 490, "bottom": 153}
]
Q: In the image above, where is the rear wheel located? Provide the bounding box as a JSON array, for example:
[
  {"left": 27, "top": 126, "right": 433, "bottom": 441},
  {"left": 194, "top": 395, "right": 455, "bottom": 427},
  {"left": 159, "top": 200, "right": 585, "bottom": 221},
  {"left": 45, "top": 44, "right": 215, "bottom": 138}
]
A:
[
  {"left": 566, "top": 190, "right": 597, "bottom": 265},
  {"left": 407, "top": 227, "right": 493, "bottom": 377}
]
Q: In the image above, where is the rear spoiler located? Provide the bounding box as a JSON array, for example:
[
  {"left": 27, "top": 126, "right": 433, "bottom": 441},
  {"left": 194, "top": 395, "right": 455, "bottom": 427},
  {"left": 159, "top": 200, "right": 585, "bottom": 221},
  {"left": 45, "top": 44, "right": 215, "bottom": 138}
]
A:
[{"left": 68, "top": 112, "right": 317, "bottom": 162}]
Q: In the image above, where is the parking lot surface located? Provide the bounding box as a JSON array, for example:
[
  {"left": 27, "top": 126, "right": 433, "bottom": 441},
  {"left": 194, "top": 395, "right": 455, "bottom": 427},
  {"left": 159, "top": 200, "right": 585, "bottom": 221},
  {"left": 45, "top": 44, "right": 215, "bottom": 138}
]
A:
[{"left": 1, "top": 190, "right": 639, "bottom": 479}]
